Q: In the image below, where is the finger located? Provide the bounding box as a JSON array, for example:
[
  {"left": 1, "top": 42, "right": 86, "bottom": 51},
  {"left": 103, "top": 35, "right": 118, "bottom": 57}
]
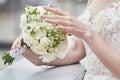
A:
[
  {"left": 56, "top": 25, "right": 76, "bottom": 33},
  {"left": 45, "top": 19, "right": 75, "bottom": 27},
  {"left": 11, "top": 41, "right": 17, "bottom": 50},
  {"left": 56, "top": 25, "right": 89, "bottom": 38},
  {"left": 17, "top": 41, "right": 21, "bottom": 48},
  {"left": 13, "top": 42, "right": 18, "bottom": 52},
  {"left": 16, "top": 37, "right": 22, "bottom": 47},
  {"left": 40, "top": 15, "right": 73, "bottom": 22},
  {"left": 11, "top": 41, "right": 20, "bottom": 52},
  {"left": 56, "top": 26, "right": 82, "bottom": 37},
  {"left": 11, "top": 37, "right": 22, "bottom": 51},
  {"left": 43, "top": 6, "right": 69, "bottom": 16},
  {"left": 16, "top": 42, "right": 22, "bottom": 52}
]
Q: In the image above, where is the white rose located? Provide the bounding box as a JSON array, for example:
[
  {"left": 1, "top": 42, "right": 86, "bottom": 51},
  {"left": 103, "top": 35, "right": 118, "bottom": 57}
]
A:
[
  {"left": 33, "top": 25, "right": 40, "bottom": 32},
  {"left": 31, "top": 45, "right": 47, "bottom": 55},
  {"left": 40, "top": 37, "right": 50, "bottom": 47},
  {"left": 35, "top": 15, "right": 40, "bottom": 21},
  {"left": 38, "top": 6, "right": 46, "bottom": 15},
  {"left": 34, "top": 30, "right": 47, "bottom": 39},
  {"left": 20, "top": 14, "right": 27, "bottom": 29},
  {"left": 22, "top": 33, "right": 33, "bottom": 46},
  {"left": 32, "top": 39, "right": 40, "bottom": 47},
  {"left": 55, "top": 40, "right": 67, "bottom": 59},
  {"left": 31, "top": 14, "right": 36, "bottom": 21},
  {"left": 44, "top": 23, "right": 54, "bottom": 30}
]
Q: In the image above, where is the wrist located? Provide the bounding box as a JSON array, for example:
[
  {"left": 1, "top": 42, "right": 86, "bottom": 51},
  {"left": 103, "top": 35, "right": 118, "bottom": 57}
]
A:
[{"left": 83, "top": 29, "right": 97, "bottom": 43}]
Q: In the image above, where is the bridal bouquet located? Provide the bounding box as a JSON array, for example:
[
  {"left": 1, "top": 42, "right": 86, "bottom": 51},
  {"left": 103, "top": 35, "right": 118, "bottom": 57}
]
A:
[{"left": 2, "top": 5, "right": 67, "bottom": 65}]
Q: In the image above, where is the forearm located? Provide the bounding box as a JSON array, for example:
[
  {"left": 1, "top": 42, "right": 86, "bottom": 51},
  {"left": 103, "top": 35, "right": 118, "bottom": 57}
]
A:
[
  {"left": 84, "top": 31, "right": 120, "bottom": 76},
  {"left": 22, "top": 37, "right": 86, "bottom": 66},
  {"left": 22, "top": 48, "right": 43, "bottom": 66}
]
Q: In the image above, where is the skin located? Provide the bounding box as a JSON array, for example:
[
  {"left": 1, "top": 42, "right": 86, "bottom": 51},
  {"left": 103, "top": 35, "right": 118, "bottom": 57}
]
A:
[{"left": 12, "top": 0, "right": 120, "bottom": 76}]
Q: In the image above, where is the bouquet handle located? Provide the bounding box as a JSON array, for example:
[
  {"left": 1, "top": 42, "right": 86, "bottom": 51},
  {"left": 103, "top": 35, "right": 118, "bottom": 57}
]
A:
[{"left": 10, "top": 47, "right": 24, "bottom": 58}]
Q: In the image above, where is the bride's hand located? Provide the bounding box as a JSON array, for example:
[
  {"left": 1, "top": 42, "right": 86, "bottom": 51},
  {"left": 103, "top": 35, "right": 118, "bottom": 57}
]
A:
[
  {"left": 40, "top": 6, "right": 92, "bottom": 40},
  {"left": 11, "top": 36, "right": 22, "bottom": 52},
  {"left": 11, "top": 35, "right": 31, "bottom": 53}
]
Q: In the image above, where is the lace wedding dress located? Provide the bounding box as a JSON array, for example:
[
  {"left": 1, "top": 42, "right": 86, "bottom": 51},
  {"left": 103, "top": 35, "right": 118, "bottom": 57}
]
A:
[{"left": 78, "top": 1, "right": 120, "bottom": 80}]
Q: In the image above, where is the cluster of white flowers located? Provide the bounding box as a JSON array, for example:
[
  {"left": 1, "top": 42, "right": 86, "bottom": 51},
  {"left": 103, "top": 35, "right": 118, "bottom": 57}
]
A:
[{"left": 20, "top": 5, "right": 67, "bottom": 62}]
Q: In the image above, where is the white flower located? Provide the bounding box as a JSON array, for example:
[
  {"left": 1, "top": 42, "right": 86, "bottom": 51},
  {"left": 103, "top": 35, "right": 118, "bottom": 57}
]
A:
[
  {"left": 43, "top": 23, "right": 54, "bottom": 30},
  {"left": 30, "top": 14, "right": 36, "bottom": 21},
  {"left": 53, "top": 40, "right": 67, "bottom": 59},
  {"left": 31, "top": 45, "right": 47, "bottom": 55},
  {"left": 20, "top": 14, "right": 27, "bottom": 28},
  {"left": 32, "top": 39, "right": 40, "bottom": 47},
  {"left": 24, "top": 23, "right": 34, "bottom": 33},
  {"left": 38, "top": 6, "right": 46, "bottom": 15},
  {"left": 22, "top": 33, "right": 33, "bottom": 47},
  {"left": 20, "top": 5, "right": 67, "bottom": 63},
  {"left": 34, "top": 30, "right": 47, "bottom": 39},
  {"left": 20, "top": 14, "right": 27, "bottom": 23},
  {"left": 40, "top": 37, "right": 50, "bottom": 47}
]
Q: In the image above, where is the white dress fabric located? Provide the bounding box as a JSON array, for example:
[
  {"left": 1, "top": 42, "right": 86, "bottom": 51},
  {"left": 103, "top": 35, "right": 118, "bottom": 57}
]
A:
[{"left": 78, "top": 1, "right": 120, "bottom": 80}]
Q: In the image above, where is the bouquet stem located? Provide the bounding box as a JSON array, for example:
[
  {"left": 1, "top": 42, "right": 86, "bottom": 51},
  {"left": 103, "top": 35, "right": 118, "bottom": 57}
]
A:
[
  {"left": 2, "top": 51, "right": 15, "bottom": 65},
  {"left": 2, "top": 39, "right": 26, "bottom": 65}
]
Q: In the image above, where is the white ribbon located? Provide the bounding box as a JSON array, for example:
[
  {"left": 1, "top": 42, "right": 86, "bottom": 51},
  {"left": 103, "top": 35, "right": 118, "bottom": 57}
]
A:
[{"left": 10, "top": 47, "right": 24, "bottom": 58}]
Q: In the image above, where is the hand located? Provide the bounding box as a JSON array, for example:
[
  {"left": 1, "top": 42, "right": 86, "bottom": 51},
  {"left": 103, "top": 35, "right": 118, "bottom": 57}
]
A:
[
  {"left": 40, "top": 6, "right": 92, "bottom": 40},
  {"left": 11, "top": 35, "right": 42, "bottom": 65},
  {"left": 11, "top": 36, "right": 22, "bottom": 52}
]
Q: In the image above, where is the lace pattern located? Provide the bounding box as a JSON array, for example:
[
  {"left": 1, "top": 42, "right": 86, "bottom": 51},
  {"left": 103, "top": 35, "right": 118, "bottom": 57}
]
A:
[{"left": 78, "top": 1, "right": 120, "bottom": 80}]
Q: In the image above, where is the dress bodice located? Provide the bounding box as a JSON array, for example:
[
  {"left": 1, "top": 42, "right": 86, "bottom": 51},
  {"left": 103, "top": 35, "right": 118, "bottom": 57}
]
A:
[{"left": 78, "top": 1, "right": 120, "bottom": 80}]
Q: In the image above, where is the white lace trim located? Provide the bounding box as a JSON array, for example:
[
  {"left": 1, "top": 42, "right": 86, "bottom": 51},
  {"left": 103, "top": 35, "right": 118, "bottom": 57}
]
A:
[{"left": 78, "top": 1, "right": 120, "bottom": 80}]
